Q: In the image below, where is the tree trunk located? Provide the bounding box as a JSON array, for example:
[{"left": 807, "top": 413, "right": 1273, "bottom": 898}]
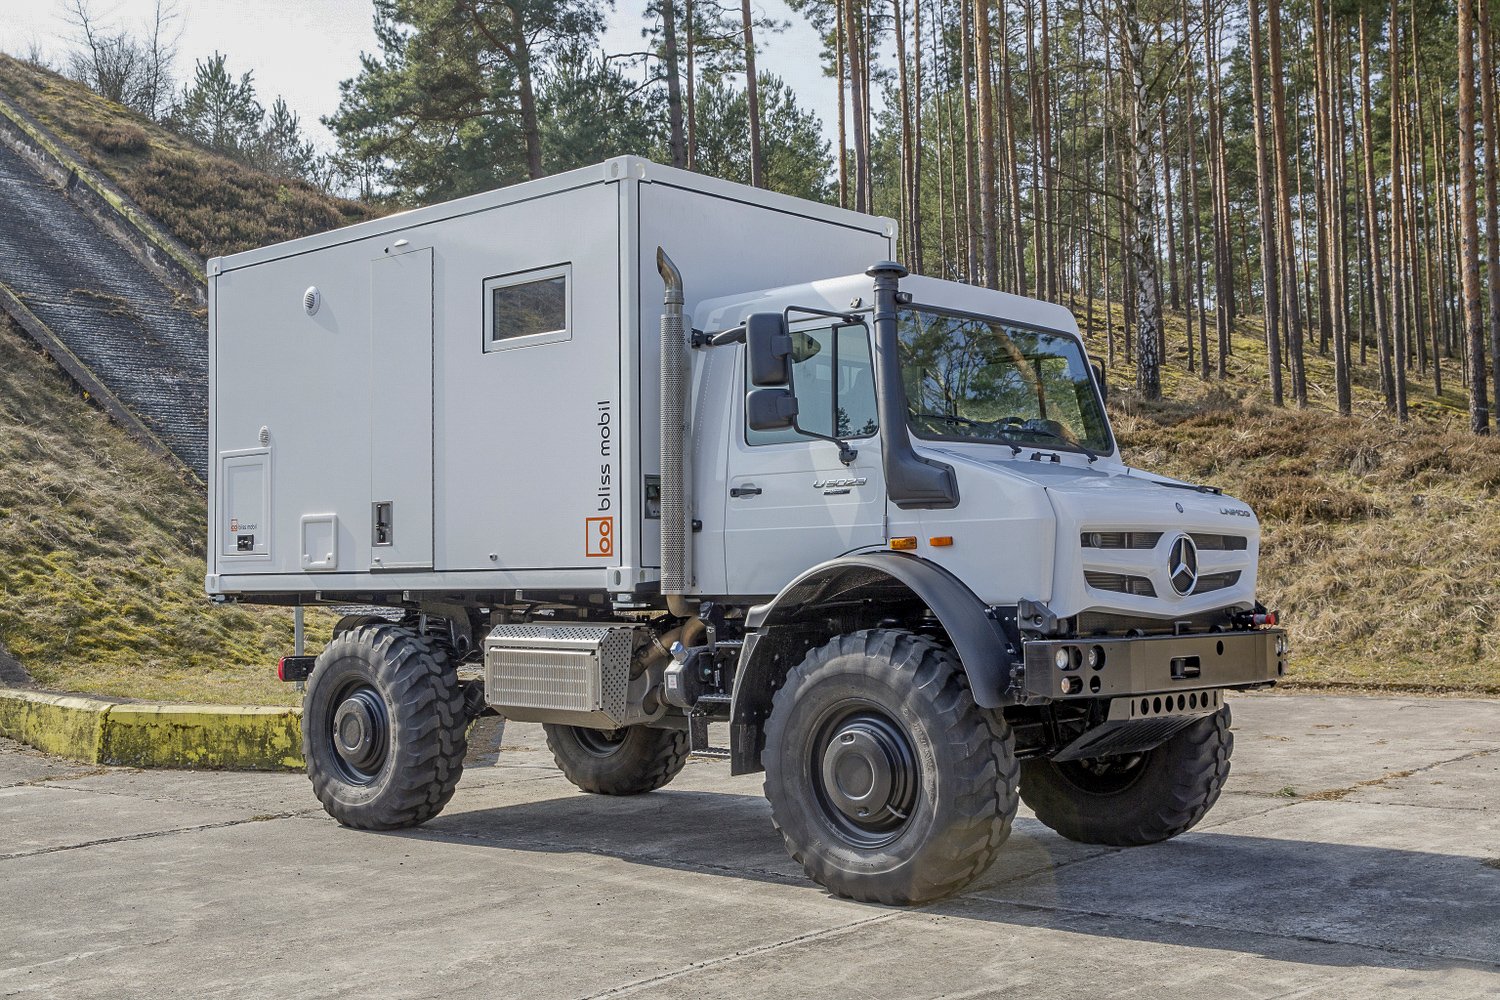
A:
[
  {"left": 894, "top": 0, "right": 914, "bottom": 257},
  {"left": 1118, "top": 0, "right": 1161, "bottom": 399},
  {"left": 1161, "top": 96, "right": 1179, "bottom": 313},
  {"left": 1388, "top": 0, "right": 1410, "bottom": 419},
  {"left": 1039, "top": 0, "right": 1056, "bottom": 299},
  {"left": 1458, "top": 0, "right": 1491, "bottom": 432},
  {"left": 662, "top": 0, "right": 686, "bottom": 168},
  {"left": 999, "top": 0, "right": 1027, "bottom": 292},
  {"left": 685, "top": 0, "right": 698, "bottom": 169},
  {"left": 835, "top": 0, "right": 847, "bottom": 206},
  {"left": 960, "top": 0, "right": 980, "bottom": 282},
  {"left": 974, "top": 0, "right": 1000, "bottom": 288},
  {"left": 687, "top": 0, "right": 696, "bottom": 167},
  {"left": 912, "top": 0, "right": 924, "bottom": 271},
  {"left": 1268, "top": 0, "right": 1307, "bottom": 405},
  {"left": 844, "top": 0, "right": 868, "bottom": 210},
  {"left": 1359, "top": 9, "right": 1393, "bottom": 410},
  {"left": 1248, "top": 0, "right": 1283, "bottom": 405},
  {"left": 1480, "top": 0, "right": 1500, "bottom": 404},
  {"left": 740, "top": 0, "right": 764, "bottom": 187}
]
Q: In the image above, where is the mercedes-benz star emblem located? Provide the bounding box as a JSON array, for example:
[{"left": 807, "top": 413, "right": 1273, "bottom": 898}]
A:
[{"left": 1168, "top": 534, "right": 1199, "bottom": 596}]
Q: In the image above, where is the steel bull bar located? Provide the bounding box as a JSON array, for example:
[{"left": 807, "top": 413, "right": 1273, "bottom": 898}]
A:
[{"left": 1021, "top": 628, "right": 1287, "bottom": 702}]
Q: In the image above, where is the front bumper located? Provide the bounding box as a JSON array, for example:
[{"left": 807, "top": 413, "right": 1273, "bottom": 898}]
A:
[{"left": 1020, "top": 628, "right": 1286, "bottom": 703}]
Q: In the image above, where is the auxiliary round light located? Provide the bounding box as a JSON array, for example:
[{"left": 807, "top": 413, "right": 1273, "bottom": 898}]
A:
[{"left": 1054, "top": 648, "right": 1071, "bottom": 670}]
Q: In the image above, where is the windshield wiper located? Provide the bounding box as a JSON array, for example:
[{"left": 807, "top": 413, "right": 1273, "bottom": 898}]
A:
[
  {"left": 913, "top": 411, "right": 981, "bottom": 428},
  {"left": 1001, "top": 425, "right": 1102, "bottom": 464}
]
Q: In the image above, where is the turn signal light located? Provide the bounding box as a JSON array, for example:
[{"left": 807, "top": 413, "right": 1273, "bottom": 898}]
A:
[
  {"left": 928, "top": 536, "right": 953, "bottom": 547},
  {"left": 889, "top": 537, "right": 918, "bottom": 550}
]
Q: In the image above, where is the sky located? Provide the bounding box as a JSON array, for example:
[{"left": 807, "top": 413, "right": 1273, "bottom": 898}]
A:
[{"left": 0, "top": 0, "right": 848, "bottom": 153}]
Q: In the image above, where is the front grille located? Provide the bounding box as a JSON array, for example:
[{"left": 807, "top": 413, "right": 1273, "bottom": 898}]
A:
[
  {"left": 1190, "top": 533, "right": 1249, "bottom": 551},
  {"left": 1195, "top": 571, "right": 1242, "bottom": 593},
  {"left": 1081, "top": 531, "right": 1162, "bottom": 550},
  {"left": 1085, "top": 571, "right": 1157, "bottom": 597}
]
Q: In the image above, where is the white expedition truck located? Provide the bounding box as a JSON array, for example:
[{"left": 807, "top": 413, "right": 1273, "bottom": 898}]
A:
[{"left": 208, "top": 156, "right": 1286, "bottom": 904}]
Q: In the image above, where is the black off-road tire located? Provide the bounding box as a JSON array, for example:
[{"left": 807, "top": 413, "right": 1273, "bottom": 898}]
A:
[
  {"left": 543, "top": 724, "right": 690, "bottom": 795},
  {"left": 303, "top": 624, "right": 468, "bottom": 829},
  {"left": 331, "top": 613, "right": 395, "bottom": 639},
  {"left": 762, "top": 629, "right": 1019, "bottom": 906},
  {"left": 1020, "top": 704, "right": 1234, "bottom": 846}
]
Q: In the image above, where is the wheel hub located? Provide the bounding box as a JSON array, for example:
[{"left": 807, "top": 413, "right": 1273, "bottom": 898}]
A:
[
  {"left": 332, "top": 687, "right": 388, "bottom": 776},
  {"left": 818, "top": 713, "right": 917, "bottom": 831}
]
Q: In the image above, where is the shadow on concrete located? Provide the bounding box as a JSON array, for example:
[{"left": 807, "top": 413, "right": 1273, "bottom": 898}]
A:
[{"left": 395, "top": 780, "right": 1500, "bottom": 972}]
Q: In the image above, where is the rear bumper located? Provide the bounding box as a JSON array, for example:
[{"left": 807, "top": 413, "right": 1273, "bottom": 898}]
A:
[{"left": 1020, "top": 628, "right": 1286, "bottom": 703}]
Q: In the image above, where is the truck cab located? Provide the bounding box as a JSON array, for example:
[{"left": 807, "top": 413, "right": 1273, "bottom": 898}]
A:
[{"left": 212, "top": 158, "right": 1283, "bottom": 906}]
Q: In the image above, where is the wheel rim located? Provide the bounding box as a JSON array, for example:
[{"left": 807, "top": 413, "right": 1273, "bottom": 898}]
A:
[
  {"left": 810, "top": 703, "right": 919, "bottom": 849},
  {"left": 1055, "top": 753, "right": 1149, "bottom": 794},
  {"left": 574, "top": 727, "right": 628, "bottom": 758},
  {"left": 328, "top": 682, "right": 390, "bottom": 785}
]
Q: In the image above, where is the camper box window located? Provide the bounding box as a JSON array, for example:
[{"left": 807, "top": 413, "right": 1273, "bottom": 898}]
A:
[{"left": 484, "top": 264, "right": 571, "bottom": 351}]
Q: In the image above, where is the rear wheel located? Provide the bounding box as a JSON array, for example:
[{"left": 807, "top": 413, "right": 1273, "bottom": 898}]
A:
[
  {"left": 1020, "top": 704, "right": 1233, "bottom": 846},
  {"left": 543, "top": 723, "right": 690, "bottom": 795},
  {"left": 762, "top": 629, "right": 1019, "bottom": 906},
  {"left": 303, "top": 625, "right": 467, "bottom": 829}
]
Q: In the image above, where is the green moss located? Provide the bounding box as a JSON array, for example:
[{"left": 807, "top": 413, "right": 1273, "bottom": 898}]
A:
[{"left": 0, "top": 318, "right": 325, "bottom": 705}]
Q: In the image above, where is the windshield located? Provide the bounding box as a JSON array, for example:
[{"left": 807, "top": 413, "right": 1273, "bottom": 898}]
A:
[{"left": 897, "top": 308, "right": 1113, "bottom": 455}]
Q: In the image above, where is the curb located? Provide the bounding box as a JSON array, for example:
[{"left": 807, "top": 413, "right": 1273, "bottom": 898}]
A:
[{"left": 0, "top": 687, "right": 303, "bottom": 770}]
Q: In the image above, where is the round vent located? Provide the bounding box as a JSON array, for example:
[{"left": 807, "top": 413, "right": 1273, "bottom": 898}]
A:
[{"left": 303, "top": 286, "right": 321, "bottom": 316}]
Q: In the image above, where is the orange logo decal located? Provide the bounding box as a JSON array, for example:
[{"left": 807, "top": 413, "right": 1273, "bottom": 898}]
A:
[{"left": 586, "top": 517, "right": 614, "bottom": 557}]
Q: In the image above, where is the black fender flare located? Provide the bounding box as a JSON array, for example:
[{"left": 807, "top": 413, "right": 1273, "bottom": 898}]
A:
[{"left": 728, "top": 552, "right": 1015, "bottom": 774}]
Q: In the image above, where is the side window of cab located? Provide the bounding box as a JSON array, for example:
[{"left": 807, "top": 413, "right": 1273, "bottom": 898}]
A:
[{"left": 745, "top": 323, "right": 879, "bottom": 445}]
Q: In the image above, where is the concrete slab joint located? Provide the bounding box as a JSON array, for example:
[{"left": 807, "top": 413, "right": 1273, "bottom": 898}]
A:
[{"left": 0, "top": 687, "right": 302, "bottom": 770}]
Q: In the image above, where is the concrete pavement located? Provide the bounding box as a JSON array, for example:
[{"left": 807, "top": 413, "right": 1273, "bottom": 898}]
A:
[{"left": 1, "top": 693, "right": 1497, "bottom": 999}]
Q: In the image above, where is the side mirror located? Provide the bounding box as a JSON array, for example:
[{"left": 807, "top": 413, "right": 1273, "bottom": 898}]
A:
[
  {"left": 1090, "top": 359, "right": 1108, "bottom": 404},
  {"left": 746, "top": 387, "right": 798, "bottom": 431},
  {"left": 746, "top": 313, "right": 792, "bottom": 386}
]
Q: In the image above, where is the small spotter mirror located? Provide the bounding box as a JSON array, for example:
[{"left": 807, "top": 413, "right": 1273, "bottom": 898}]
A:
[{"left": 745, "top": 387, "right": 798, "bottom": 431}]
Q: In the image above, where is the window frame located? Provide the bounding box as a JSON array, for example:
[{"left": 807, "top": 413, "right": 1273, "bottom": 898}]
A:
[
  {"left": 743, "top": 318, "right": 881, "bottom": 448},
  {"left": 482, "top": 263, "right": 572, "bottom": 352}
]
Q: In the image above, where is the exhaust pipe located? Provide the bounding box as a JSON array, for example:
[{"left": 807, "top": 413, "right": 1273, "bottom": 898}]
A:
[{"left": 656, "top": 247, "right": 694, "bottom": 617}]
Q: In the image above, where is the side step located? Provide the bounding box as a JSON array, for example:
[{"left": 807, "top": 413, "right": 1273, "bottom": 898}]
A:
[{"left": 689, "top": 697, "right": 731, "bottom": 759}]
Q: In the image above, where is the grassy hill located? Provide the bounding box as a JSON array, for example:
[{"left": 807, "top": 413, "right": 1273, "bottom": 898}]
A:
[
  {"left": 0, "top": 55, "right": 1495, "bottom": 702},
  {"left": 0, "top": 314, "right": 314, "bottom": 705},
  {"left": 0, "top": 55, "right": 374, "bottom": 258}
]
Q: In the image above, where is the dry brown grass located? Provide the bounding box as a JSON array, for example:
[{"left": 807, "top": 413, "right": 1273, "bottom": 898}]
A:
[
  {"left": 1109, "top": 367, "right": 1500, "bottom": 695},
  {"left": 0, "top": 56, "right": 376, "bottom": 258}
]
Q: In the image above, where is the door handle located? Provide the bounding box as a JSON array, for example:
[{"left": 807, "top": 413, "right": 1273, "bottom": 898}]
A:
[{"left": 730, "top": 484, "right": 762, "bottom": 498}]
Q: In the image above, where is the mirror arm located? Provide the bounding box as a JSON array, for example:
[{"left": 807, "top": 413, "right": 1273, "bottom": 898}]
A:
[
  {"left": 695, "top": 325, "right": 744, "bottom": 348},
  {"left": 799, "top": 431, "right": 858, "bottom": 466}
]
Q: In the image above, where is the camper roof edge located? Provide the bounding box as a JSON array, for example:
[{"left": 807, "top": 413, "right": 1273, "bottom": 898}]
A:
[{"left": 211, "top": 156, "right": 897, "bottom": 275}]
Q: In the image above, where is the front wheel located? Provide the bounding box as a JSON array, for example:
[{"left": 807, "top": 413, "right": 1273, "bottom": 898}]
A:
[
  {"left": 303, "top": 625, "right": 468, "bottom": 829},
  {"left": 762, "top": 629, "right": 1019, "bottom": 906},
  {"left": 1020, "top": 704, "right": 1234, "bottom": 846}
]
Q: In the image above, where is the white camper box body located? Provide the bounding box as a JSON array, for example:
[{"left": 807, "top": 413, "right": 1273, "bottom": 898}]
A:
[{"left": 206, "top": 157, "right": 894, "bottom": 601}]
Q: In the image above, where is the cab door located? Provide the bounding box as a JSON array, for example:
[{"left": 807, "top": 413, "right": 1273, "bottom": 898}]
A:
[{"left": 722, "top": 322, "right": 887, "bottom": 598}]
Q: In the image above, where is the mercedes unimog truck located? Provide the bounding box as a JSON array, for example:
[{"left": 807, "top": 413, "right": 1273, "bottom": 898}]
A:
[{"left": 208, "top": 156, "right": 1286, "bottom": 904}]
